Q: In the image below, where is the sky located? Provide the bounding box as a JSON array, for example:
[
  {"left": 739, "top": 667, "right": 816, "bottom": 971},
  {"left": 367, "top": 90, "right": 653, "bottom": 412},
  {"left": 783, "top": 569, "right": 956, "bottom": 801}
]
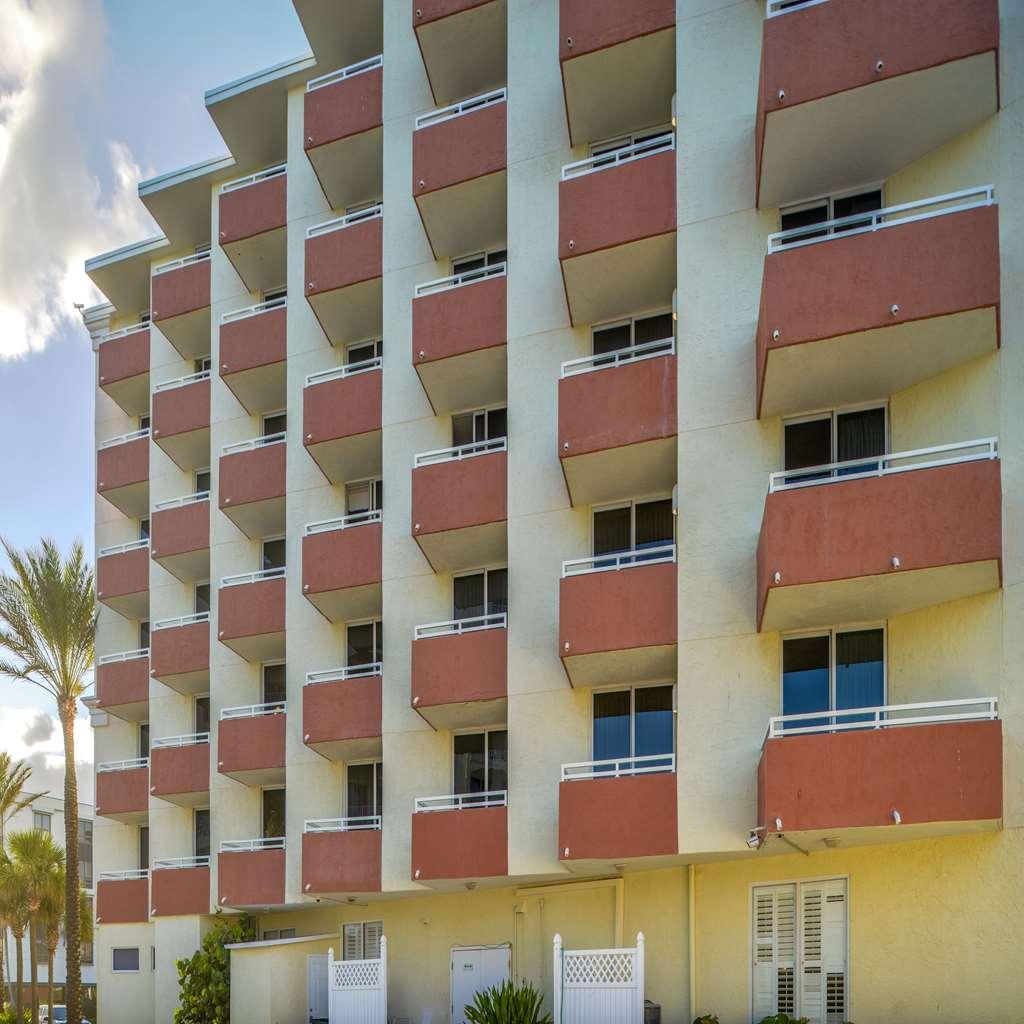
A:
[{"left": 0, "top": 0, "right": 311, "bottom": 804}]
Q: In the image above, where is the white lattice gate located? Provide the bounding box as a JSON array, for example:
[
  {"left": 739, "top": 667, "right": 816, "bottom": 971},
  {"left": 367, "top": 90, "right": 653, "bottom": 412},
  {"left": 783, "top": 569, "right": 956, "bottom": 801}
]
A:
[
  {"left": 553, "top": 932, "right": 645, "bottom": 1024},
  {"left": 327, "top": 936, "right": 387, "bottom": 1024}
]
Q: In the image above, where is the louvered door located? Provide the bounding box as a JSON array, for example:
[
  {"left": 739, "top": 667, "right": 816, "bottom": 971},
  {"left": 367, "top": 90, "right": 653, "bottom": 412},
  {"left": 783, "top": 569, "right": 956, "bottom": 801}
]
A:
[
  {"left": 799, "top": 879, "right": 847, "bottom": 1024},
  {"left": 752, "top": 883, "right": 796, "bottom": 1020}
]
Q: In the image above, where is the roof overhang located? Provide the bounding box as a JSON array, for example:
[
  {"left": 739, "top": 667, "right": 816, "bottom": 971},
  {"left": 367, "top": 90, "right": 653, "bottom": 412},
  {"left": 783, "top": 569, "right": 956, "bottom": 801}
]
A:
[
  {"left": 139, "top": 155, "right": 236, "bottom": 251},
  {"left": 84, "top": 235, "right": 170, "bottom": 316},
  {"left": 292, "top": 0, "right": 383, "bottom": 70}
]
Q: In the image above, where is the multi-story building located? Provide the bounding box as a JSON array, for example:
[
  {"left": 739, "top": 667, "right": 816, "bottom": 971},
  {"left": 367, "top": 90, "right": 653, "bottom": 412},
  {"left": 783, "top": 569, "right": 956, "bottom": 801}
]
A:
[{"left": 80, "top": 1, "right": 1021, "bottom": 1022}]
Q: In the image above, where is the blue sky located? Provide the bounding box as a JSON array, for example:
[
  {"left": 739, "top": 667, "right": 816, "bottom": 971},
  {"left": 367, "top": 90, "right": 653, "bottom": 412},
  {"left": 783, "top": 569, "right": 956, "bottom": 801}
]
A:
[{"left": 0, "top": 0, "right": 311, "bottom": 800}]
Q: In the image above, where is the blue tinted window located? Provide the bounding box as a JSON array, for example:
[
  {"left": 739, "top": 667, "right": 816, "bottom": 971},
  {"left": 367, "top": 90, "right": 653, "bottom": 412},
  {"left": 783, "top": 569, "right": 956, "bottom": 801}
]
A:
[
  {"left": 593, "top": 690, "right": 630, "bottom": 761},
  {"left": 782, "top": 635, "right": 830, "bottom": 728},
  {"left": 635, "top": 686, "right": 673, "bottom": 758},
  {"left": 835, "top": 628, "right": 884, "bottom": 722}
]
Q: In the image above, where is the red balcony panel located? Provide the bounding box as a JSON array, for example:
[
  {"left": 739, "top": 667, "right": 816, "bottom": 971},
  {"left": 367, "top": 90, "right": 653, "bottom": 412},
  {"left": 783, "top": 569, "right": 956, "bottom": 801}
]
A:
[
  {"left": 152, "top": 260, "right": 211, "bottom": 324},
  {"left": 218, "top": 849, "right": 285, "bottom": 908},
  {"left": 217, "top": 713, "right": 286, "bottom": 783},
  {"left": 559, "top": 0, "right": 674, "bottom": 60},
  {"left": 302, "top": 522, "right": 382, "bottom": 621},
  {"left": 219, "top": 441, "right": 286, "bottom": 538},
  {"left": 758, "top": 720, "right": 1002, "bottom": 833},
  {"left": 151, "top": 621, "right": 209, "bottom": 693},
  {"left": 412, "top": 451, "right": 507, "bottom": 539},
  {"left": 411, "top": 806, "right": 507, "bottom": 881},
  {"left": 97, "top": 878, "right": 148, "bottom": 924},
  {"left": 559, "top": 773, "right": 677, "bottom": 863},
  {"left": 305, "top": 67, "right": 383, "bottom": 150},
  {"left": 97, "top": 436, "right": 148, "bottom": 496},
  {"left": 99, "top": 329, "right": 150, "bottom": 387},
  {"left": 413, "top": 100, "right": 506, "bottom": 198},
  {"left": 219, "top": 174, "right": 287, "bottom": 246},
  {"left": 151, "top": 500, "right": 210, "bottom": 571},
  {"left": 96, "top": 767, "right": 148, "bottom": 822},
  {"left": 302, "top": 829, "right": 382, "bottom": 894},
  {"left": 96, "top": 546, "right": 149, "bottom": 615},
  {"left": 304, "top": 369, "right": 382, "bottom": 448},
  {"left": 306, "top": 217, "right": 383, "bottom": 298},
  {"left": 217, "top": 578, "right": 286, "bottom": 661},
  {"left": 95, "top": 656, "right": 149, "bottom": 719},
  {"left": 303, "top": 675, "right": 382, "bottom": 760},
  {"left": 150, "top": 743, "right": 210, "bottom": 803},
  {"left": 220, "top": 306, "right": 288, "bottom": 379},
  {"left": 152, "top": 377, "right": 210, "bottom": 442},
  {"left": 151, "top": 866, "right": 210, "bottom": 917}
]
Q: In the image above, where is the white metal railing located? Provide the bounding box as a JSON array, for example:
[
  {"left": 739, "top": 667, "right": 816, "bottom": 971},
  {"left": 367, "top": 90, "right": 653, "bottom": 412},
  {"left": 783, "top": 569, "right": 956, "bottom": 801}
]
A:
[
  {"left": 307, "top": 53, "right": 382, "bottom": 92},
  {"left": 152, "top": 250, "right": 211, "bottom": 276},
  {"left": 98, "top": 428, "right": 149, "bottom": 450},
  {"left": 766, "top": 0, "right": 831, "bottom": 15},
  {"left": 562, "top": 543, "right": 676, "bottom": 578},
  {"left": 97, "top": 648, "right": 149, "bottom": 666},
  {"left": 220, "top": 567, "right": 286, "bottom": 588},
  {"left": 221, "top": 432, "right": 286, "bottom": 456},
  {"left": 414, "top": 790, "right": 507, "bottom": 813},
  {"left": 307, "top": 203, "right": 382, "bottom": 239},
  {"left": 305, "top": 662, "right": 382, "bottom": 686},
  {"left": 152, "top": 856, "right": 209, "bottom": 870},
  {"left": 97, "top": 538, "right": 150, "bottom": 558},
  {"left": 151, "top": 732, "right": 210, "bottom": 749},
  {"left": 562, "top": 132, "right": 674, "bottom": 181},
  {"left": 99, "top": 321, "right": 149, "bottom": 345},
  {"left": 767, "top": 185, "right": 995, "bottom": 253},
  {"left": 768, "top": 437, "right": 998, "bottom": 494},
  {"left": 153, "top": 370, "right": 210, "bottom": 393},
  {"left": 220, "top": 295, "right": 287, "bottom": 324},
  {"left": 303, "top": 816, "right": 382, "bottom": 832},
  {"left": 219, "top": 837, "right": 285, "bottom": 853},
  {"left": 413, "top": 435, "right": 506, "bottom": 468},
  {"left": 220, "top": 701, "right": 286, "bottom": 720},
  {"left": 767, "top": 697, "right": 999, "bottom": 739},
  {"left": 305, "top": 354, "right": 382, "bottom": 387},
  {"left": 98, "top": 869, "right": 149, "bottom": 881},
  {"left": 561, "top": 752, "right": 676, "bottom": 782},
  {"left": 415, "top": 261, "right": 507, "bottom": 298},
  {"left": 561, "top": 336, "right": 675, "bottom": 378},
  {"left": 153, "top": 611, "right": 210, "bottom": 630},
  {"left": 153, "top": 491, "right": 210, "bottom": 511},
  {"left": 414, "top": 612, "right": 506, "bottom": 640},
  {"left": 415, "top": 87, "right": 506, "bottom": 130},
  {"left": 219, "top": 164, "right": 286, "bottom": 194},
  {"left": 96, "top": 757, "right": 149, "bottom": 773},
  {"left": 304, "top": 509, "right": 382, "bottom": 535}
]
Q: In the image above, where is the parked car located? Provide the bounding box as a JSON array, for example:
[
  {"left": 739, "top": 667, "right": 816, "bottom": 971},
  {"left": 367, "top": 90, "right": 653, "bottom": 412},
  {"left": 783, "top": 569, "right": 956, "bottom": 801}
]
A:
[{"left": 39, "top": 1005, "right": 91, "bottom": 1024}]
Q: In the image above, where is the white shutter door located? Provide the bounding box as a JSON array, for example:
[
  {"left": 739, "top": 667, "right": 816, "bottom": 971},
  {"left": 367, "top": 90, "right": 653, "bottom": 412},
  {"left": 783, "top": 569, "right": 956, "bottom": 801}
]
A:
[
  {"left": 752, "top": 884, "right": 796, "bottom": 1020},
  {"left": 343, "top": 922, "right": 363, "bottom": 961},
  {"left": 799, "top": 879, "right": 846, "bottom": 1024},
  {"left": 363, "top": 920, "right": 383, "bottom": 960},
  {"left": 821, "top": 880, "right": 848, "bottom": 1024}
]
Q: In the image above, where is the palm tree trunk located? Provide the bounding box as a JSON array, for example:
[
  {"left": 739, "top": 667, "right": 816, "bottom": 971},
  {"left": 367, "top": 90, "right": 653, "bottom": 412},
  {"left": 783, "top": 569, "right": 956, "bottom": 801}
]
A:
[
  {"left": 60, "top": 702, "right": 81, "bottom": 1024},
  {"left": 47, "top": 947, "right": 55, "bottom": 1024},
  {"left": 28, "top": 919, "right": 38, "bottom": 1024},
  {"left": 0, "top": 925, "right": 6, "bottom": 1014},
  {"left": 13, "top": 926, "right": 24, "bottom": 1024}
]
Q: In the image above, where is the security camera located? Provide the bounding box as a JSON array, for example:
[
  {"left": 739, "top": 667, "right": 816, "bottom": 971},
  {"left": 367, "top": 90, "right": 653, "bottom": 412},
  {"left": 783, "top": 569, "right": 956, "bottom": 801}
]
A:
[{"left": 746, "top": 832, "right": 762, "bottom": 850}]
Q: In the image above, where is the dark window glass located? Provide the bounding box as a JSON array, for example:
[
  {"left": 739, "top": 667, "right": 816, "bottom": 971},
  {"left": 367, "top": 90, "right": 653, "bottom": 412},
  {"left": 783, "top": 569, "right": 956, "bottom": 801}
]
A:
[
  {"left": 194, "top": 583, "right": 211, "bottom": 614},
  {"left": 78, "top": 820, "right": 93, "bottom": 889},
  {"left": 375, "top": 762, "right": 383, "bottom": 814},
  {"left": 138, "top": 826, "right": 149, "bottom": 870},
  {"left": 486, "top": 408, "right": 506, "bottom": 440},
  {"left": 635, "top": 499, "right": 673, "bottom": 554},
  {"left": 194, "top": 809, "right": 210, "bottom": 858},
  {"left": 593, "top": 690, "right": 631, "bottom": 762},
  {"left": 782, "top": 635, "right": 830, "bottom": 728},
  {"left": 593, "top": 506, "right": 631, "bottom": 558},
  {"left": 452, "top": 412, "right": 476, "bottom": 447},
  {"left": 487, "top": 731, "right": 508, "bottom": 792},
  {"left": 262, "top": 789, "right": 286, "bottom": 838},
  {"left": 487, "top": 250, "right": 507, "bottom": 267},
  {"left": 348, "top": 339, "right": 381, "bottom": 364},
  {"left": 779, "top": 201, "right": 829, "bottom": 242},
  {"left": 262, "top": 538, "right": 286, "bottom": 570},
  {"left": 139, "top": 620, "right": 150, "bottom": 650},
  {"left": 139, "top": 518, "right": 150, "bottom": 541},
  {"left": 453, "top": 733, "right": 486, "bottom": 795},
  {"left": 347, "top": 763, "right": 380, "bottom": 818},
  {"left": 453, "top": 253, "right": 486, "bottom": 275},
  {"left": 453, "top": 573, "right": 484, "bottom": 620},
  {"left": 634, "top": 685, "right": 674, "bottom": 760},
  {"left": 592, "top": 323, "right": 630, "bottom": 359},
  {"left": 139, "top": 415, "right": 151, "bottom": 432},
  {"left": 262, "top": 664, "right": 287, "bottom": 704},
  {"left": 195, "top": 469, "right": 211, "bottom": 494},
  {"left": 835, "top": 628, "right": 884, "bottom": 722},
  {"left": 634, "top": 313, "right": 674, "bottom": 348},
  {"left": 112, "top": 948, "right": 139, "bottom": 972},
  {"left": 262, "top": 413, "right": 286, "bottom": 437},
  {"left": 347, "top": 623, "right": 380, "bottom": 666},
  {"left": 194, "top": 697, "right": 210, "bottom": 735},
  {"left": 832, "top": 189, "right": 882, "bottom": 233},
  {"left": 836, "top": 408, "right": 886, "bottom": 474},
  {"left": 486, "top": 568, "right": 508, "bottom": 616},
  {"left": 139, "top": 723, "right": 150, "bottom": 758},
  {"left": 784, "top": 418, "right": 831, "bottom": 483}
]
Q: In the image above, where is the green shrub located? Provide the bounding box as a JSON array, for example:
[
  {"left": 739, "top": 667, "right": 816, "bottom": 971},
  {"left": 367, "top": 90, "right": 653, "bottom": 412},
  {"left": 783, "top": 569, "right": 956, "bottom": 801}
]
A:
[
  {"left": 173, "top": 910, "right": 255, "bottom": 1024},
  {"left": 0, "top": 1009, "right": 32, "bottom": 1024},
  {"left": 758, "top": 1015, "right": 810, "bottom": 1024},
  {"left": 693, "top": 1016, "right": 721, "bottom": 1024},
  {"left": 463, "top": 979, "right": 553, "bottom": 1024}
]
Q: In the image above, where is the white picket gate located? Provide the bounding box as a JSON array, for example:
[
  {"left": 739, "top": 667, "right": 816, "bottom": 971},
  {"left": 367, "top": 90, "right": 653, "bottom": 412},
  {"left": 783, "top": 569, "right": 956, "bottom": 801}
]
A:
[
  {"left": 327, "top": 936, "right": 387, "bottom": 1024},
  {"left": 552, "top": 932, "right": 645, "bottom": 1024}
]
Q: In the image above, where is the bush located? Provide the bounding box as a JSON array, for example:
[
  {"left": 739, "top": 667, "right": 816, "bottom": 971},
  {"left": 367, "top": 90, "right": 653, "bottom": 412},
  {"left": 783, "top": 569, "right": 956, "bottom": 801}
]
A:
[
  {"left": 758, "top": 1015, "right": 810, "bottom": 1024},
  {"left": 463, "top": 980, "right": 553, "bottom": 1024},
  {"left": 693, "top": 1016, "right": 721, "bottom": 1024},
  {"left": 0, "top": 1010, "right": 32, "bottom": 1024},
  {"left": 173, "top": 911, "right": 255, "bottom": 1024}
]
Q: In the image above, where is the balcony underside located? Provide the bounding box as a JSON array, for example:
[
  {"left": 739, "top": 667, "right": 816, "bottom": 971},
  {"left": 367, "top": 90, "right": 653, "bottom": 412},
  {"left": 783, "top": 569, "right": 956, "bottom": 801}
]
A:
[
  {"left": 307, "top": 733, "right": 383, "bottom": 762},
  {"left": 153, "top": 546, "right": 210, "bottom": 585},
  {"left": 309, "top": 127, "right": 383, "bottom": 211},
  {"left": 414, "top": 520, "right": 507, "bottom": 574},
  {"left": 416, "top": 0, "right": 507, "bottom": 105},
  {"left": 308, "top": 278, "right": 382, "bottom": 347},
  {"left": 223, "top": 227, "right": 287, "bottom": 294},
  {"left": 156, "top": 307, "right": 211, "bottom": 361},
  {"left": 219, "top": 630, "right": 286, "bottom": 663},
  {"left": 155, "top": 427, "right": 210, "bottom": 473},
  {"left": 222, "top": 361, "right": 287, "bottom": 416},
  {"left": 305, "top": 581, "right": 382, "bottom": 623},
  {"left": 98, "top": 588, "right": 149, "bottom": 621},
  {"left": 154, "top": 666, "right": 209, "bottom": 696},
  {"left": 152, "top": 785, "right": 209, "bottom": 809},
  {"left": 221, "top": 496, "right": 286, "bottom": 540},
  {"left": 102, "top": 372, "right": 149, "bottom": 417},
  {"left": 99, "top": 697, "right": 148, "bottom": 724},
  {"left": 218, "top": 763, "right": 286, "bottom": 787},
  {"left": 99, "top": 480, "right": 149, "bottom": 520},
  {"left": 562, "top": 436, "right": 676, "bottom": 508},
  {"left": 416, "top": 695, "right": 508, "bottom": 732},
  {"left": 306, "top": 429, "right": 383, "bottom": 485},
  {"left": 416, "top": 344, "right": 507, "bottom": 416},
  {"left": 416, "top": 171, "right": 506, "bottom": 260},
  {"left": 562, "top": 642, "right": 676, "bottom": 689}
]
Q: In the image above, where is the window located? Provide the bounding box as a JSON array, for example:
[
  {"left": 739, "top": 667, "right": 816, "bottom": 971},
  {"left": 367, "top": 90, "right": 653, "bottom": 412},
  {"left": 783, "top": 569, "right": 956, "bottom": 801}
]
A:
[
  {"left": 194, "top": 808, "right": 210, "bottom": 859},
  {"left": 139, "top": 415, "right": 150, "bottom": 432},
  {"left": 452, "top": 248, "right": 507, "bottom": 277},
  {"left": 138, "top": 826, "right": 149, "bottom": 870},
  {"left": 453, "top": 568, "right": 507, "bottom": 621},
  {"left": 453, "top": 730, "right": 507, "bottom": 799},
  {"left": 262, "top": 663, "right": 287, "bottom": 705},
  {"left": 780, "top": 186, "right": 883, "bottom": 241},
  {"left": 139, "top": 311, "right": 151, "bottom": 325},
  {"left": 195, "top": 244, "right": 211, "bottom": 260},
  {"left": 78, "top": 820, "right": 93, "bottom": 890},
  {"left": 592, "top": 498, "right": 674, "bottom": 561},
  {"left": 783, "top": 407, "right": 887, "bottom": 483},
  {"left": 452, "top": 407, "right": 506, "bottom": 447},
  {"left": 139, "top": 620, "right": 150, "bottom": 650},
  {"left": 592, "top": 311, "right": 673, "bottom": 363},
  {"left": 262, "top": 928, "right": 296, "bottom": 941},
  {"left": 263, "top": 287, "right": 287, "bottom": 304},
  {"left": 111, "top": 948, "right": 140, "bottom": 973},
  {"left": 139, "top": 723, "right": 150, "bottom": 759},
  {"left": 342, "top": 921, "right": 383, "bottom": 961},
  {"left": 262, "top": 537, "right": 286, "bottom": 571},
  {"left": 346, "top": 478, "right": 382, "bottom": 515},
  {"left": 195, "top": 468, "right": 211, "bottom": 494},
  {"left": 752, "top": 878, "right": 847, "bottom": 1022},
  {"left": 347, "top": 338, "right": 382, "bottom": 365},
  {"left": 80, "top": 894, "right": 94, "bottom": 965},
  {"left": 262, "top": 411, "right": 286, "bottom": 437},
  {"left": 261, "top": 788, "right": 286, "bottom": 839},
  {"left": 194, "top": 356, "right": 212, "bottom": 374},
  {"left": 347, "top": 762, "right": 382, "bottom": 819},
  {"left": 782, "top": 627, "right": 885, "bottom": 730},
  {"left": 194, "top": 696, "right": 211, "bottom": 735},
  {"left": 347, "top": 621, "right": 382, "bottom": 667},
  {"left": 152, "top": 946, "right": 156, "bottom": 971},
  {"left": 194, "top": 583, "right": 211, "bottom": 615},
  {"left": 138, "top": 518, "right": 150, "bottom": 542},
  {"left": 589, "top": 127, "right": 672, "bottom": 165},
  {"left": 33, "top": 811, "right": 51, "bottom": 833},
  {"left": 593, "top": 685, "right": 674, "bottom": 767}
]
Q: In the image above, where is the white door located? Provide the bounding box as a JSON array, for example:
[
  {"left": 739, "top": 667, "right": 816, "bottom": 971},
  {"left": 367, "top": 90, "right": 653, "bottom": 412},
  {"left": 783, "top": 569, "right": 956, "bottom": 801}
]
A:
[
  {"left": 451, "top": 945, "right": 511, "bottom": 1024},
  {"left": 307, "top": 954, "right": 328, "bottom": 1023}
]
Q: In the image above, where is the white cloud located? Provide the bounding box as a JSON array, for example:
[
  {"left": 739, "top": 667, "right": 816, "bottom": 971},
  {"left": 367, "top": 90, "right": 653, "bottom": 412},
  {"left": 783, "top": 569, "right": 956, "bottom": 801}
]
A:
[
  {"left": 0, "top": 0, "right": 157, "bottom": 359},
  {"left": 0, "top": 703, "right": 94, "bottom": 804},
  {"left": 21, "top": 709, "right": 53, "bottom": 744}
]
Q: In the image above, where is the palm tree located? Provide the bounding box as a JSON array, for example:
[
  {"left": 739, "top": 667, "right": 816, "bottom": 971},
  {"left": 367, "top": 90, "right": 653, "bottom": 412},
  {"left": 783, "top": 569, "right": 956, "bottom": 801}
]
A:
[
  {"left": 0, "top": 850, "right": 31, "bottom": 1024},
  {"left": 0, "top": 539, "right": 95, "bottom": 1024},
  {"left": 0, "top": 752, "right": 37, "bottom": 1012},
  {"left": 39, "top": 857, "right": 92, "bottom": 1024}
]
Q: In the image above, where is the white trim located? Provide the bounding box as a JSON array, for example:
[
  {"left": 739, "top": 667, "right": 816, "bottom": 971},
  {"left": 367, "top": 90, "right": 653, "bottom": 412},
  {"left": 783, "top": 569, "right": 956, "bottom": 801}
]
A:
[
  {"left": 220, "top": 566, "right": 285, "bottom": 588},
  {"left": 153, "top": 611, "right": 210, "bottom": 630},
  {"left": 562, "top": 543, "right": 676, "bottom": 578},
  {"left": 413, "top": 435, "right": 506, "bottom": 468},
  {"left": 110, "top": 947, "right": 142, "bottom": 974},
  {"left": 561, "top": 336, "right": 674, "bottom": 378},
  {"left": 219, "top": 836, "right": 285, "bottom": 852},
  {"left": 562, "top": 753, "right": 676, "bottom": 781},
  {"left": 414, "top": 790, "right": 507, "bottom": 813},
  {"left": 219, "top": 702, "right": 286, "bottom": 720},
  {"left": 152, "top": 856, "right": 209, "bottom": 870},
  {"left": 562, "top": 132, "right": 674, "bottom": 180},
  {"left": 305, "top": 355, "right": 382, "bottom": 387},
  {"left": 221, "top": 432, "right": 286, "bottom": 455},
  {"left": 99, "top": 869, "right": 149, "bottom": 881},
  {"left": 307, "top": 54, "right": 382, "bottom": 92},
  {"left": 303, "top": 816, "right": 381, "bottom": 832},
  {"left": 151, "top": 732, "right": 210, "bottom": 749},
  {"left": 97, "top": 648, "right": 149, "bottom": 666},
  {"left": 306, "top": 203, "right": 382, "bottom": 239},
  {"left": 99, "top": 428, "right": 150, "bottom": 450},
  {"left": 414, "top": 87, "right": 506, "bottom": 130},
  {"left": 154, "top": 491, "right": 210, "bottom": 511},
  {"left": 97, "top": 539, "right": 150, "bottom": 558},
  {"left": 153, "top": 370, "right": 210, "bottom": 394},
  {"left": 220, "top": 295, "right": 288, "bottom": 324},
  {"left": 415, "top": 260, "right": 506, "bottom": 297},
  {"left": 304, "top": 509, "right": 382, "bottom": 535},
  {"left": 766, "top": 0, "right": 831, "bottom": 16},
  {"left": 99, "top": 322, "right": 150, "bottom": 346},
  {"left": 152, "top": 250, "right": 211, "bottom": 276},
  {"left": 224, "top": 932, "right": 337, "bottom": 951},
  {"left": 96, "top": 758, "right": 149, "bottom": 773},
  {"left": 219, "top": 164, "right": 286, "bottom": 194},
  {"left": 414, "top": 612, "right": 506, "bottom": 640},
  {"left": 305, "top": 663, "right": 382, "bottom": 686}
]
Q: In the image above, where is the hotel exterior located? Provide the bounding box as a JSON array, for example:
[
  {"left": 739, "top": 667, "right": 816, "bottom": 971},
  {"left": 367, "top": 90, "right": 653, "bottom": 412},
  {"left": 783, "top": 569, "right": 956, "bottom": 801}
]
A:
[{"left": 82, "top": 2, "right": 1022, "bottom": 1022}]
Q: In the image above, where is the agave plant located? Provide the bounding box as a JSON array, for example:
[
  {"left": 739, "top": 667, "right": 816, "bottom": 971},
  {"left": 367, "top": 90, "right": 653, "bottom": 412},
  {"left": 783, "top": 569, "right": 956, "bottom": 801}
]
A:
[{"left": 463, "top": 979, "right": 553, "bottom": 1024}]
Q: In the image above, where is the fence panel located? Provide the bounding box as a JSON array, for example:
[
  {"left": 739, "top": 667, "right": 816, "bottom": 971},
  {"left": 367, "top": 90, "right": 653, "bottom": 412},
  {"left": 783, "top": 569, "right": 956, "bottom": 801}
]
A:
[
  {"left": 327, "top": 936, "right": 387, "bottom": 1024},
  {"left": 553, "top": 933, "right": 644, "bottom": 1024}
]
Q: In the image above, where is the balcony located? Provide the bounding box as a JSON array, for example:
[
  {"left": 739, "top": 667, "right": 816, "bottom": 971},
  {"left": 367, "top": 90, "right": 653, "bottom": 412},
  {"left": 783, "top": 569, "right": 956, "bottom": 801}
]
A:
[
  {"left": 303, "top": 665, "right": 382, "bottom": 760},
  {"left": 413, "top": 263, "right": 506, "bottom": 414},
  {"left": 757, "top": 190, "right": 1000, "bottom": 417},
  {"left": 151, "top": 858, "right": 210, "bottom": 917},
  {"left": 304, "top": 56, "right": 383, "bottom": 210},
  {"left": 559, "top": 755, "right": 678, "bottom": 869},
  {"left": 95, "top": 649, "right": 149, "bottom": 722},
  {"left": 756, "top": 0, "right": 999, "bottom": 208},
  {"left": 411, "top": 791, "right": 507, "bottom": 884},
  {"left": 302, "top": 818, "right": 382, "bottom": 895},
  {"left": 152, "top": 371, "right": 211, "bottom": 470},
  {"left": 151, "top": 612, "right": 210, "bottom": 694},
  {"left": 97, "top": 429, "right": 149, "bottom": 517},
  {"left": 96, "top": 870, "right": 149, "bottom": 925},
  {"left": 559, "top": 547, "right": 677, "bottom": 687},
  {"left": 413, "top": 0, "right": 506, "bottom": 105},
  {"left": 97, "top": 324, "right": 150, "bottom": 415},
  {"left": 559, "top": 134, "right": 676, "bottom": 325},
  {"left": 218, "top": 434, "right": 286, "bottom": 538},
  {"left": 95, "top": 759, "right": 149, "bottom": 824},
  {"left": 219, "top": 298, "right": 288, "bottom": 414},
  {"left": 151, "top": 493, "right": 210, "bottom": 583},
  {"left": 302, "top": 511, "right": 382, "bottom": 621},
  {"left": 412, "top": 438, "right": 507, "bottom": 572},
  {"left": 413, "top": 89, "right": 506, "bottom": 258},
  {"left": 150, "top": 734, "right": 210, "bottom": 806},
  {"left": 96, "top": 540, "right": 149, "bottom": 619},
  {"left": 411, "top": 614, "right": 506, "bottom": 730},
  {"left": 758, "top": 700, "right": 1002, "bottom": 842},
  {"left": 217, "top": 838, "right": 286, "bottom": 909},
  {"left": 218, "top": 569, "right": 286, "bottom": 661},
  {"left": 757, "top": 441, "right": 1002, "bottom": 633},
  {"left": 217, "top": 703, "right": 286, "bottom": 786},
  {"left": 305, "top": 204, "right": 382, "bottom": 347},
  {"left": 303, "top": 359, "right": 382, "bottom": 483},
  {"left": 559, "top": 340, "right": 676, "bottom": 506},
  {"left": 151, "top": 252, "right": 212, "bottom": 360},
  {"left": 559, "top": 0, "right": 676, "bottom": 146},
  {"left": 218, "top": 166, "right": 287, "bottom": 292}
]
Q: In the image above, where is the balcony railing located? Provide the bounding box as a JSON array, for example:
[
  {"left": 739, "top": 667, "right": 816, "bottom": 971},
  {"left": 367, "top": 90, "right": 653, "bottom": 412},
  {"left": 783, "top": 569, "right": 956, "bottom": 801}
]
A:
[
  {"left": 97, "top": 757, "right": 149, "bottom": 773},
  {"left": 153, "top": 611, "right": 210, "bottom": 630},
  {"left": 98, "top": 869, "right": 149, "bottom": 881},
  {"left": 221, "top": 432, "right": 286, "bottom": 456},
  {"left": 306, "top": 203, "right": 383, "bottom": 240},
  {"left": 766, "top": 0, "right": 830, "bottom": 15},
  {"left": 153, "top": 370, "right": 210, "bottom": 393},
  {"left": 305, "top": 663, "right": 382, "bottom": 686},
  {"left": 151, "top": 732, "right": 210, "bottom": 749},
  {"left": 152, "top": 250, "right": 210, "bottom": 277},
  {"left": 767, "top": 186, "right": 996, "bottom": 254},
  {"left": 152, "top": 856, "right": 210, "bottom": 870},
  {"left": 304, "top": 816, "right": 381, "bottom": 832},
  {"left": 561, "top": 336, "right": 675, "bottom": 378},
  {"left": 99, "top": 321, "right": 150, "bottom": 345},
  {"left": 220, "top": 295, "right": 288, "bottom": 325},
  {"left": 414, "top": 790, "right": 507, "bottom": 813},
  {"left": 220, "top": 567, "right": 286, "bottom": 588},
  {"left": 767, "top": 697, "right": 999, "bottom": 739},
  {"left": 415, "top": 88, "right": 506, "bottom": 131},
  {"left": 220, "top": 702, "right": 286, "bottom": 720},
  {"left": 154, "top": 491, "right": 210, "bottom": 512},
  {"left": 305, "top": 355, "right": 382, "bottom": 387},
  {"left": 219, "top": 837, "right": 285, "bottom": 853},
  {"left": 306, "top": 54, "right": 383, "bottom": 93},
  {"left": 413, "top": 436, "right": 506, "bottom": 468},
  {"left": 562, "top": 543, "right": 677, "bottom": 578},
  {"left": 219, "top": 164, "right": 286, "bottom": 195},
  {"left": 97, "top": 539, "right": 150, "bottom": 558},
  {"left": 415, "top": 261, "right": 506, "bottom": 298},
  {"left": 98, "top": 428, "right": 150, "bottom": 450},
  {"left": 768, "top": 438, "right": 999, "bottom": 494},
  {"left": 304, "top": 509, "right": 382, "bottom": 536},
  {"left": 414, "top": 612, "right": 506, "bottom": 640},
  {"left": 561, "top": 752, "right": 676, "bottom": 781},
  {"left": 97, "top": 648, "right": 149, "bottom": 666},
  {"left": 561, "top": 132, "right": 675, "bottom": 181}
]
